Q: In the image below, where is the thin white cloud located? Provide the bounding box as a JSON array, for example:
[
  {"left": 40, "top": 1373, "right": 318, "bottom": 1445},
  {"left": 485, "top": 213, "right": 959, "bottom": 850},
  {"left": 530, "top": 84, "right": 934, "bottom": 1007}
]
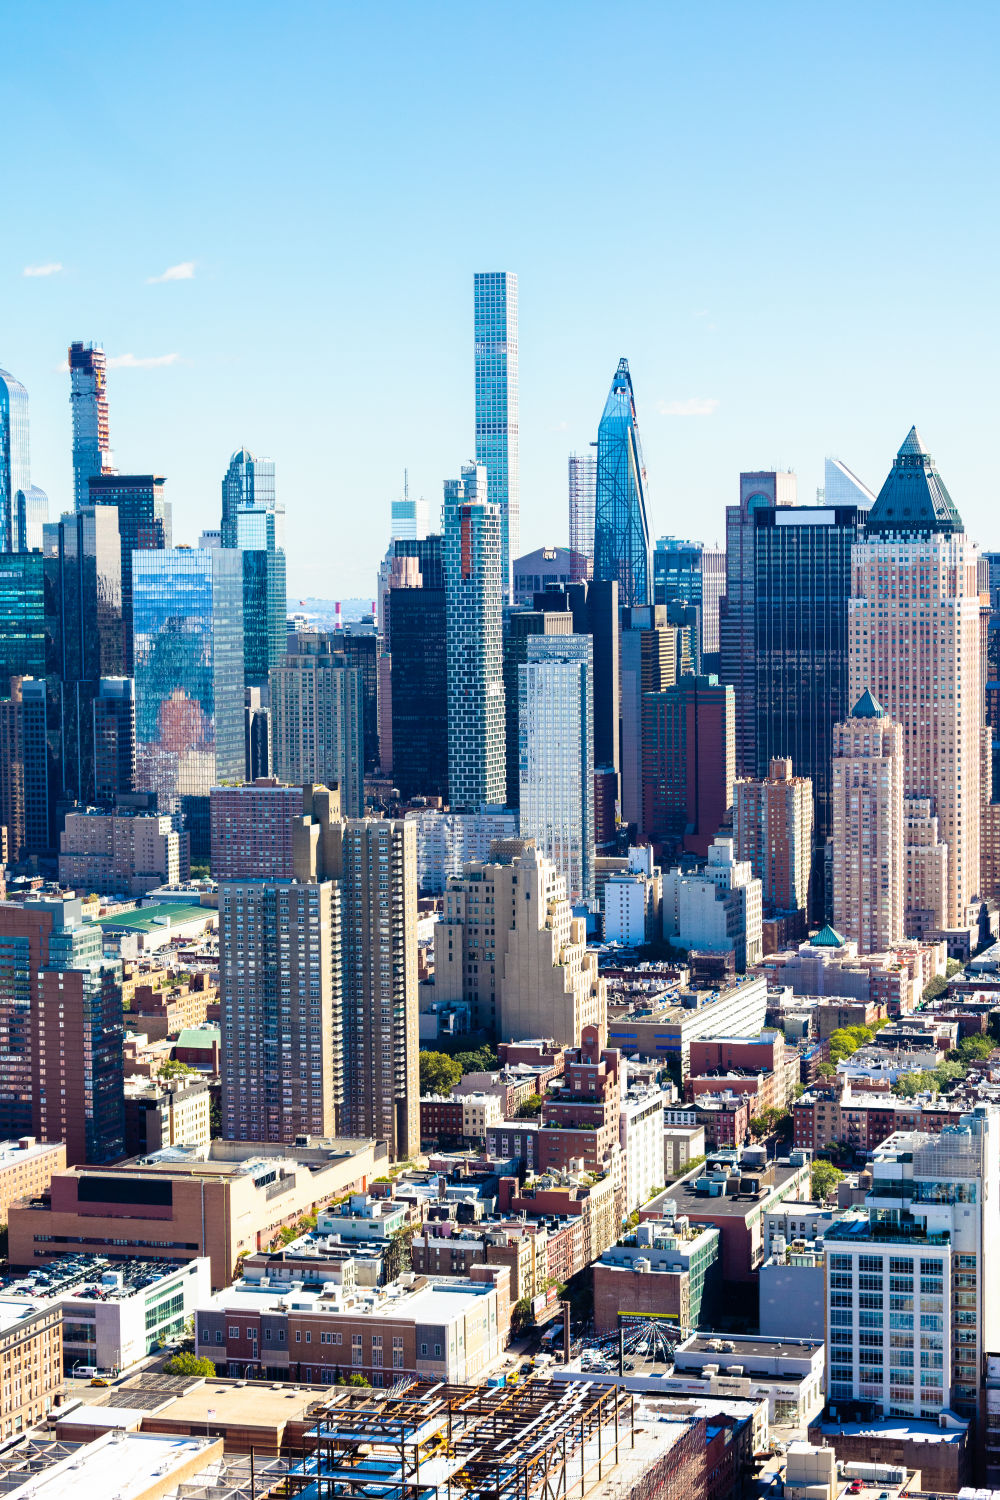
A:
[
  {"left": 23, "top": 262, "right": 64, "bottom": 278},
  {"left": 147, "top": 261, "right": 195, "bottom": 283},
  {"left": 107, "top": 352, "right": 182, "bottom": 369},
  {"left": 657, "top": 397, "right": 720, "bottom": 417}
]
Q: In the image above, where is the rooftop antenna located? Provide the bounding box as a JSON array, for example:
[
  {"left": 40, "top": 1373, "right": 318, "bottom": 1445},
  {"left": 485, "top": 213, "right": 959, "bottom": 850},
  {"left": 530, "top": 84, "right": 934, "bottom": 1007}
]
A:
[{"left": 404, "top": 468, "right": 409, "bottom": 503}]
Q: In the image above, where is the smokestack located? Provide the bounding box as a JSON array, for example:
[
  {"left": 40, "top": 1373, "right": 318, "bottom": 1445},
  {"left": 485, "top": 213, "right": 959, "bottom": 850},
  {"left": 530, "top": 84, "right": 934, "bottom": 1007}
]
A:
[{"left": 334, "top": 601, "right": 343, "bottom": 631}]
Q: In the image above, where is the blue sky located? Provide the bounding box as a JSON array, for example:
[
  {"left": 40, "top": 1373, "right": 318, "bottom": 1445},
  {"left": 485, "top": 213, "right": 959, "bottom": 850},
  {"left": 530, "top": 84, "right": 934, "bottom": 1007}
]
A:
[{"left": 3, "top": 1, "right": 998, "bottom": 594}]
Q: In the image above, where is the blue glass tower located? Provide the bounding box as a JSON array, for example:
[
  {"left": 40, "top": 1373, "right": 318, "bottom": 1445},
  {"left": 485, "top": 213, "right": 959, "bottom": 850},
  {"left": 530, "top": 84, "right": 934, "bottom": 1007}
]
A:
[
  {"left": 593, "top": 358, "right": 651, "bottom": 608},
  {"left": 474, "top": 272, "right": 518, "bottom": 599},
  {"left": 132, "top": 548, "right": 245, "bottom": 821},
  {"left": 221, "top": 446, "right": 276, "bottom": 549},
  {"left": 0, "top": 368, "right": 31, "bottom": 555}
]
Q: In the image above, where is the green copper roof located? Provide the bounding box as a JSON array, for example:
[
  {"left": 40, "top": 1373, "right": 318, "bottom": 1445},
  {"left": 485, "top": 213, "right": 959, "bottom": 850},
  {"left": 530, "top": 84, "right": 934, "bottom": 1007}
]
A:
[
  {"left": 851, "top": 688, "right": 885, "bottom": 719},
  {"left": 810, "top": 923, "right": 846, "bottom": 948},
  {"left": 865, "top": 427, "right": 964, "bottom": 538}
]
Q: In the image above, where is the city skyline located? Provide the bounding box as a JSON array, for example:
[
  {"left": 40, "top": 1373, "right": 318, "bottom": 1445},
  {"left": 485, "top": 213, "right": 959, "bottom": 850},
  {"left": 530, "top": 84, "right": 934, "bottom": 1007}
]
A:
[{"left": 2, "top": 4, "right": 997, "bottom": 592}]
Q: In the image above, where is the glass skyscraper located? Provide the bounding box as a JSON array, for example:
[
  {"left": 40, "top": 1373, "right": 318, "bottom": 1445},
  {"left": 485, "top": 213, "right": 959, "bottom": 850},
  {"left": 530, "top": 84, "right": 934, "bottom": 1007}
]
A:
[
  {"left": 518, "top": 633, "right": 594, "bottom": 904},
  {"left": 474, "top": 272, "right": 518, "bottom": 598},
  {"left": 133, "top": 548, "right": 245, "bottom": 815},
  {"left": 0, "top": 553, "right": 49, "bottom": 683},
  {"left": 236, "top": 503, "right": 286, "bottom": 688},
  {"left": 593, "top": 358, "right": 651, "bottom": 608},
  {"left": 45, "top": 505, "right": 126, "bottom": 807},
  {"left": 444, "top": 462, "right": 505, "bottom": 809},
  {"left": 221, "top": 446, "right": 277, "bottom": 549},
  {"left": 69, "top": 342, "right": 115, "bottom": 511},
  {"left": 88, "top": 473, "right": 172, "bottom": 673},
  {"left": 0, "top": 367, "right": 31, "bottom": 555}
]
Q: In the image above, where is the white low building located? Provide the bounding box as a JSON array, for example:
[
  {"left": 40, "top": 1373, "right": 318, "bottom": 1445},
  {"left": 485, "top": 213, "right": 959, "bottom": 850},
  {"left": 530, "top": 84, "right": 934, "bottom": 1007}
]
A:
[
  {"left": 620, "top": 1085, "right": 666, "bottom": 1212},
  {"left": 662, "top": 837, "right": 762, "bottom": 971}
]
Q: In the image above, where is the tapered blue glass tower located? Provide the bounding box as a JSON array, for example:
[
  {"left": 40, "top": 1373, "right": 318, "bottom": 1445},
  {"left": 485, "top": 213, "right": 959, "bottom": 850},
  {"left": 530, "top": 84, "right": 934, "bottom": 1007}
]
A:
[{"left": 593, "top": 358, "right": 651, "bottom": 607}]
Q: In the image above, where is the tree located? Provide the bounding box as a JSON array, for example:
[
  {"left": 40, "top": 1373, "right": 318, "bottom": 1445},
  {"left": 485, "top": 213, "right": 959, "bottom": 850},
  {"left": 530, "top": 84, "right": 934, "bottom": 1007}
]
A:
[
  {"left": 827, "top": 1027, "right": 872, "bottom": 1064},
  {"left": 922, "top": 975, "right": 948, "bottom": 1002},
  {"left": 158, "top": 1059, "right": 199, "bottom": 1080},
  {"left": 511, "top": 1297, "right": 532, "bottom": 1336},
  {"left": 384, "top": 1224, "right": 416, "bottom": 1281},
  {"left": 811, "top": 1160, "right": 844, "bottom": 1203},
  {"left": 815, "top": 1062, "right": 837, "bottom": 1079},
  {"left": 892, "top": 1070, "right": 939, "bottom": 1098},
  {"left": 454, "top": 1046, "right": 499, "bottom": 1075},
  {"left": 749, "top": 1106, "right": 789, "bottom": 1139},
  {"left": 419, "top": 1051, "right": 462, "bottom": 1095},
  {"left": 946, "top": 958, "right": 964, "bottom": 977},
  {"left": 933, "top": 1059, "right": 966, "bottom": 1090},
  {"left": 517, "top": 1094, "right": 544, "bottom": 1118},
  {"left": 347, "top": 1373, "right": 370, "bottom": 1386},
  {"left": 164, "top": 1352, "right": 215, "bottom": 1377},
  {"left": 957, "top": 1034, "right": 995, "bottom": 1062}
]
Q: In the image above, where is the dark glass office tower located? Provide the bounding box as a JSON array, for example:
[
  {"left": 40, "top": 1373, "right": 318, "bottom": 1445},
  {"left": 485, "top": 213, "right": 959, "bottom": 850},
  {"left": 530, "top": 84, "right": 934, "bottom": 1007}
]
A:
[
  {"left": 88, "top": 474, "right": 171, "bottom": 672},
  {"left": 46, "top": 505, "right": 126, "bottom": 805},
  {"left": 0, "top": 553, "right": 48, "bottom": 681},
  {"left": 593, "top": 359, "right": 651, "bottom": 608},
  {"left": 237, "top": 505, "right": 286, "bottom": 688},
  {"left": 752, "top": 502, "right": 863, "bottom": 911},
  {"left": 387, "top": 536, "right": 448, "bottom": 801},
  {"left": 93, "top": 678, "right": 135, "bottom": 804}
]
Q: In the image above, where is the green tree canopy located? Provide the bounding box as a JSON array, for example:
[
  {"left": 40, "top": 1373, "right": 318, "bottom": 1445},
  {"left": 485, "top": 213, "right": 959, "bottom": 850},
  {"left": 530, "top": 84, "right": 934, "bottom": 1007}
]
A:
[
  {"left": 159, "top": 1059, "right": 199, "bottom": 1079},
  {"left": 922, "top": 975, "right": 948, "bottom": 1002},
  {"left": 517, "top": 1094, "right": 544, "bottom": 1118},
  {"left": 419, "top": 1051, "right": 463, "bottom": 1095},
  {"left": 453, "top": 1046, "right": 499, "bottom": 1075},
  {"left": 811, "top": 1160, "right": 844, "bottom": 1202},
  {"left": 827, "top": 1027, "right": 874, "bottom": 1064},
  {"left": 164, "top": 1352, "right": 215, "bottom": 1377},
  {"left": 956, "top": 1034, "right": 995, "bottom": 1062},
  {"left": 892, "top": 1069, "right": 940, "bottom": 1098}
]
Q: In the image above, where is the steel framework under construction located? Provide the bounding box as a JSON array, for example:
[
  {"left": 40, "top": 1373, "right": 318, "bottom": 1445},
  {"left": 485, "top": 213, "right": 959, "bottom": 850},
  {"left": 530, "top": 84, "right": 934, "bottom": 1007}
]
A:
[{"left": 272, "top": 1378, "right": 638, "bottom": 1500}]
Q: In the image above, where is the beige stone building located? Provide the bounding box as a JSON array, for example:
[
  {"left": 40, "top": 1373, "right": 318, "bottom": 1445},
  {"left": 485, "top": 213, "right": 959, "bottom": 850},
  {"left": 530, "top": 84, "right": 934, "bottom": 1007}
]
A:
[
  {"left": 849, "top": 429, "right": 981, "bottom": 931},
  {"left": 58, "top": 809, "right": 181, "bottom": 896},
  {"left": 831, "top": 692, "right": 905, "bottom": 954},
  {"left": 903, "top": 797, "right": 949, "bottom": 938},
  {"left": 734, "top": 757, "right": 813, "bottom": 922},
  {"left": 434, "top": 842, "right": 605, "bottom": 1045},
  {"left": 0, "top": 1137, "right": 66, "bottom": 1226},
  {"left": 8, "top": 1138, "right": 383, "bottom": 1290}
]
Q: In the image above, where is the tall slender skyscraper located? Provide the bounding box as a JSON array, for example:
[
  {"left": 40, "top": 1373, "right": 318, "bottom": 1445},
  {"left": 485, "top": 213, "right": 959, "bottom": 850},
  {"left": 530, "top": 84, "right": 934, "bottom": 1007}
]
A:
[
  {"left": 519, "top": 634, "right": 595, "bottom": 904},
  {"left": 831, "top": 691, "right": 905, "bottom": 954},
  {"left": 474, "top": 272, "right": 518, "bottom": 598},
  {"left": 0, "top": 368, "right": 30, "bottom": 555},
  {"left": 236, "top": 502, "right": 286, "bottom": 688},
  {"left": 593, "top": 358, "right": 651, "bottom": 608},
  {"left": 849, "top": 429, "right": 980, "bottom": 932},
  {"left": 444, "top": 462, "right": 505, "bottom": 809},
  {"left": 568, "top": 451, "right": 597, "bottom": 578},
  {"left": 69, "top": 342, "right": 115, "bottom": 511},
  {"left": 220, "top": 447, "right": 277, "bottom": 549}
]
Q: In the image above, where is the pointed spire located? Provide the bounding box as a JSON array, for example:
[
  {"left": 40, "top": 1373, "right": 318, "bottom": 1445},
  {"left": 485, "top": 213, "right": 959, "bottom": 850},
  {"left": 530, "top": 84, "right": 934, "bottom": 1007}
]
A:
[
  {"left": 851, "top": 688, "right": 885, "bottom": 719},
  {"left": 864, "top": 427, "right": 963, "bottom": 539},
  {"left": 897, "top": 425, "right": 928, "bottom": 458}
]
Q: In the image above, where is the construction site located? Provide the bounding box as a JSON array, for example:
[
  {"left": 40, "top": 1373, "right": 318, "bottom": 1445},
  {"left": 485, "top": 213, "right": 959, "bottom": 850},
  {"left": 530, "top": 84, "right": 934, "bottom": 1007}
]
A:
[{"left": 269, "top": 1377, "right": 715, "bottom": 1500}]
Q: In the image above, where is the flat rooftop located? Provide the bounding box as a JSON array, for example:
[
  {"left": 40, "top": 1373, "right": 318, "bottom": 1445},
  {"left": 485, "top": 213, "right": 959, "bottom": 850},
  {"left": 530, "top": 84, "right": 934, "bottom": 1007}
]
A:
[
  {"left": 647, "top": 1161, "right": 807, "bottom": 1218},
  {"left": 19, "top": 1430, "right": 218, "bottom": 1498},
  {"left": 95, "top": 903, "right": 216, "bottom": 932},
  {"left": 213, "top": 1274, "right": 496, "bottom": 1323},
  {"left": 0, "top": 1252, "right": 200, "bottom": 1304},
  {"left": 682, "top": 1334, "right": 823, "bottom": 1360},
  {"left": 0, "top": 1138, "right": 62, "bottom": 1169},
  {"left": 812, "top": 1414, "right": 967, "bottom": 1445}
]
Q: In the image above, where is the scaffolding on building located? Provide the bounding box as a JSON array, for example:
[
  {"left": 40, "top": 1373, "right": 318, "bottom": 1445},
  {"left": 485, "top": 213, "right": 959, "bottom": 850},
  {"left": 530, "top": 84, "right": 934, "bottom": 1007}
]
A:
[{"left": 271, "top": 1378, "right": 637, "bottom": 1500}]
